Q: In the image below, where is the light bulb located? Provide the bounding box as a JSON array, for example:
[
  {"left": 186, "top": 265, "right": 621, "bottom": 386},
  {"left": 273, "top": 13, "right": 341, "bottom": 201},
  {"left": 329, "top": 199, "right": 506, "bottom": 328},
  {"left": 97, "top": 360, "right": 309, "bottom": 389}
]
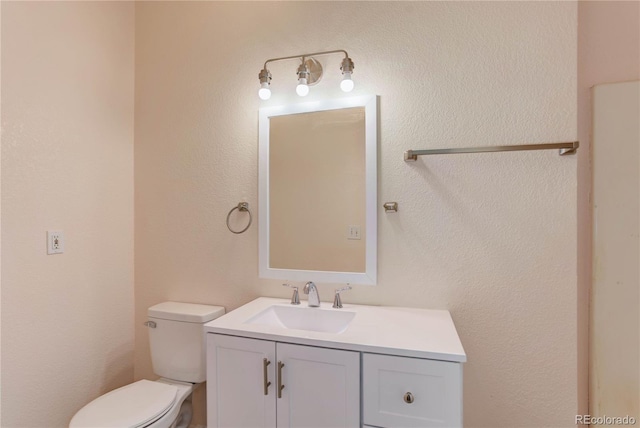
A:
[
  {"left": 296, "top": 78, "right": 309, "bottom": 97},
  {"left": 340, "top": 73, "right": 354, "bottom": 92},
  {"left": 258, "top": 82, "right": 271, "bottom": 100}
]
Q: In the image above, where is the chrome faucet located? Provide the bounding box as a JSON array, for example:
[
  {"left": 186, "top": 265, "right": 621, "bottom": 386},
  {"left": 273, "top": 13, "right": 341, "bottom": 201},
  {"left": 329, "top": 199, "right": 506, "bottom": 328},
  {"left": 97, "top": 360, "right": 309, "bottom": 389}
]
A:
[{"left": 303, "top": 281, "right": 320, "bottom": 307}]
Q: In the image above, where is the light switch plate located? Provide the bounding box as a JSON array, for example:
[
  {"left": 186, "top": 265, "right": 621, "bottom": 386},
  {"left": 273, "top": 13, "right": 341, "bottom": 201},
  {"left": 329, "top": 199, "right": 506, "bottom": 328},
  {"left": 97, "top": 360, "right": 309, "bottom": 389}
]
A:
[{"left": 347, "top": 225, "right": 361, "bottom": 240}]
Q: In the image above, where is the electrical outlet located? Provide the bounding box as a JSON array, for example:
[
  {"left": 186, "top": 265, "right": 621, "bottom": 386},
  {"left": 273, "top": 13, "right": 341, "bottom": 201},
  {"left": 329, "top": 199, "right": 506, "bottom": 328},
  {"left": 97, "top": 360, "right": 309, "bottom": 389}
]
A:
[
  {"left": 47, "top": 230, "right": 64, "bottom": 255},
  {"left": 347, "top": 225, "right": 361, "bottom": 240}
]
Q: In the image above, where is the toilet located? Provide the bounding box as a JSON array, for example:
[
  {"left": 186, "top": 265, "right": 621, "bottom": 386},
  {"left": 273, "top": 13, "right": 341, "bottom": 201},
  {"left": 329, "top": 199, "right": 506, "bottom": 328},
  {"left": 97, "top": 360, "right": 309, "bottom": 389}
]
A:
[{"left": 70, "top": 302, "right": 225, "bottom": 428}]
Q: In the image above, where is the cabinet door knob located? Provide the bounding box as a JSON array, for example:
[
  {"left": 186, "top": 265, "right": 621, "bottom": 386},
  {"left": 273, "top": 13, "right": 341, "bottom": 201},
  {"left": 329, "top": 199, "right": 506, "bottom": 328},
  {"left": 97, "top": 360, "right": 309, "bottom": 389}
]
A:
[{"left": 403, "top": 392, "right": 414, "bottom": 404}]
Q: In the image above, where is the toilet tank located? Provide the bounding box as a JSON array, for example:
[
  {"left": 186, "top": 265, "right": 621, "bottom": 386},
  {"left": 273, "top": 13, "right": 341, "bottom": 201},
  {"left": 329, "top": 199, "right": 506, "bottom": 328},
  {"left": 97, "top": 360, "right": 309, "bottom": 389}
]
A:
[{"left": 147, "top": 302, "right": 225, "bottom": 383}]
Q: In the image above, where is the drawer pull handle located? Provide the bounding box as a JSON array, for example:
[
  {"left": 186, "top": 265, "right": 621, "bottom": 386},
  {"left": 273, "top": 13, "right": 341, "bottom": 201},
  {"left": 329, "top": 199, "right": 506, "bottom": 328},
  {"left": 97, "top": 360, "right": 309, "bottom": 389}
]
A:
[
  {"left": 263, "top": 358, "right": 271, "bottom": 396},
  {"left": 277, "top": 361, "right": 285, "bottom": 399},
  {"left": 403, "top": 392, "right": 415, "bottom": 404}
]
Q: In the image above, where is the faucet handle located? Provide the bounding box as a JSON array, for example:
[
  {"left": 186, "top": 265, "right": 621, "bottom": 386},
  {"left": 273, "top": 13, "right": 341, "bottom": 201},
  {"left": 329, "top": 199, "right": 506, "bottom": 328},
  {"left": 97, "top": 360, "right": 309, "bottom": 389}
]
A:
[
  {"left": 333, "top": 286, "right": 352, "bottom": 308},
  {"left": 282, "top": 283, "right": 300, "bottom": 305}
]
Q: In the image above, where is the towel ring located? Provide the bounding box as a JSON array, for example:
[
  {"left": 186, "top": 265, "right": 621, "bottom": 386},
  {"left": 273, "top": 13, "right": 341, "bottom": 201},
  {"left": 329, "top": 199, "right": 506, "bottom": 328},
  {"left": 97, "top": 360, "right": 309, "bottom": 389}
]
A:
[{"left": 226, "top": 202, "right": 252, "bottom": 234}]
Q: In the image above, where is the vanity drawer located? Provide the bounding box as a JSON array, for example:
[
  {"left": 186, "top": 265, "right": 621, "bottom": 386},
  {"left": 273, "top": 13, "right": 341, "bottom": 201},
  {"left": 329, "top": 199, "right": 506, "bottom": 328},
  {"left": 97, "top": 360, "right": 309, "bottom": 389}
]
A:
[{"left": 362, "top": 353, "right": 462, "bottom": 428}]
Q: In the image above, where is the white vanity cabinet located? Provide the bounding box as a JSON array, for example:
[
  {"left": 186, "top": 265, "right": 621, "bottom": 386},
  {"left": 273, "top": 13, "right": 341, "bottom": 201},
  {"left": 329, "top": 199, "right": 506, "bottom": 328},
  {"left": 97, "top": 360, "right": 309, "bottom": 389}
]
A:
[
  {"left": 206, "top": 335, "right": 275, "bottom": 427},
  {"left": 207, "top": 333, "right": 360, "bottom": 428},
  {"left": 204, "top": 298, "right": 466, "bottom": 428}
]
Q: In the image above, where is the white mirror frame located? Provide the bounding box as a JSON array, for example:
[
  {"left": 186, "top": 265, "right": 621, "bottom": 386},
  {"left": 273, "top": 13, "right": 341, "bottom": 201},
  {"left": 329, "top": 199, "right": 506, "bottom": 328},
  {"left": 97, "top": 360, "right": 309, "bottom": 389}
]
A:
[{"left": 259, "top": 95, "right": 378, "bottom": 285}]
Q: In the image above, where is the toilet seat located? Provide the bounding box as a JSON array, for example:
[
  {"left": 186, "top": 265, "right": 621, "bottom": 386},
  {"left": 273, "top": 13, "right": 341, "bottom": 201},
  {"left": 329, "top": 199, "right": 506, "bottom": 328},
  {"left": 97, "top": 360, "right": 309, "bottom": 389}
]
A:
[{"left": 69, "top": 380, "right": 177, "bottom": 428}]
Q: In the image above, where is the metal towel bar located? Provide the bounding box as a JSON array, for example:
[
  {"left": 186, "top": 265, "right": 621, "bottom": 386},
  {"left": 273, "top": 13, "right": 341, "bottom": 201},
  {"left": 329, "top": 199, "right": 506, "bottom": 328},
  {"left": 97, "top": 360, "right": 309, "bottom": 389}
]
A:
[{"left": 404, "top": 141, "right": 579, "bottom": 161}]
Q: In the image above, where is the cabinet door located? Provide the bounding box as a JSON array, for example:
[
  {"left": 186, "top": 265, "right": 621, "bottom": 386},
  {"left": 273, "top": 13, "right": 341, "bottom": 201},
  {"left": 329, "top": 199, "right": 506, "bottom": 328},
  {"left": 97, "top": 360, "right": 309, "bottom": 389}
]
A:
[
  {"left": 207, "top": 334, "right": 276, "bottom": 428},
  {"left": 363, "top": 353, "right": 462, "bottom": 428},
  {"left": 276, "top": 343, "right": 360, "bottom": 428}
]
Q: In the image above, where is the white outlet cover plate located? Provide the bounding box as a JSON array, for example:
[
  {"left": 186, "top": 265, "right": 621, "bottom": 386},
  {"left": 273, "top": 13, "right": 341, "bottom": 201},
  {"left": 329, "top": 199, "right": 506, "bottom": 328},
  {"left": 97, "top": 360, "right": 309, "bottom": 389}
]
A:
[{"left": 47, "top": 230, "right": 64, "bottom": 254}]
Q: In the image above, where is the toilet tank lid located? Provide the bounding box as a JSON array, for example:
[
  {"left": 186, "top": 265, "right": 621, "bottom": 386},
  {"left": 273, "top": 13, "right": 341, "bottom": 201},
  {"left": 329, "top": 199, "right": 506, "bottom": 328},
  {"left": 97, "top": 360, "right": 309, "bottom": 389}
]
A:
[{"left": 148, "top": 302, "right": 225, "bottom": 323}]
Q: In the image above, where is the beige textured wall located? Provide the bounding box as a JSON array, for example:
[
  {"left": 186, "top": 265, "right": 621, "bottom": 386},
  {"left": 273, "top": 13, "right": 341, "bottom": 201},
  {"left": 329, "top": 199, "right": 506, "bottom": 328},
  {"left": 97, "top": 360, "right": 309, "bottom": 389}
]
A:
[
  {"left": 577, "top": 0, "right": 640, "bottom": 418},
  {"left": 0, "top": 2, "right": 3, "bottom": 423},
  {"left": 135, "top": 2, "right": 578, "bottom": 426},
  {"left": 1, "top": 2, "right": 135, "bottom": 426},
  {"left": 269, "top": 108, "right": 366, "bottom": 272}
]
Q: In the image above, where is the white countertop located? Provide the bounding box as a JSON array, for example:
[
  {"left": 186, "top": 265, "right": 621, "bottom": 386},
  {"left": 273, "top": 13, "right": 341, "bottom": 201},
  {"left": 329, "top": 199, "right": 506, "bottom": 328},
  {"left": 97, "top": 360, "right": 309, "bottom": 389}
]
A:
[{"left": 204, "top": 297, "right": 466, "bottom": 362}]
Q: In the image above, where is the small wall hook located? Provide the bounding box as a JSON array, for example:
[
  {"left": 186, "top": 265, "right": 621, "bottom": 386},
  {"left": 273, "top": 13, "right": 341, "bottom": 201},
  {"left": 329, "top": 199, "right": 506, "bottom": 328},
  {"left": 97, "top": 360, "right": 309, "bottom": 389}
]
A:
[{"left": 383, "top": 202, "right": 398, "bottom": 213}]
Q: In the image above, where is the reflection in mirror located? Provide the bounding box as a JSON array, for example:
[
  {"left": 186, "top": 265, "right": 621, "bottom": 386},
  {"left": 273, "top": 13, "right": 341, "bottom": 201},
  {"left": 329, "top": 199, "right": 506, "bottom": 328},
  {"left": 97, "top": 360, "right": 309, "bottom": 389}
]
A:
[
  {"left": 259, "top": 96, "right": 377, "bottom": 285},
  {"left": 269, "top": 108, "right": 365, "bottom": 272}
]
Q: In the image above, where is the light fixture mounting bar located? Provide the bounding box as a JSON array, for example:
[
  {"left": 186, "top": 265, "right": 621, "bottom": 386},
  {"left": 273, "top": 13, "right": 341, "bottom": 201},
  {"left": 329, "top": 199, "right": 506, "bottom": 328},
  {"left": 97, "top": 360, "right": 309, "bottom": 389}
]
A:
[
  {"left": 258, "top": 49, "right": 354, "bottom": 98},
  {"left": 263, "top": 49, "right": 349, "bottom": 69}
]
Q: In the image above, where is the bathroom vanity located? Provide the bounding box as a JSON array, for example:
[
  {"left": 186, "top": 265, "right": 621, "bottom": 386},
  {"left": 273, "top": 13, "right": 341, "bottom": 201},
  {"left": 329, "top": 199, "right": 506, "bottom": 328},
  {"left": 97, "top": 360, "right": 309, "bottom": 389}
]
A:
[{"left": 204, "top": 297, "right": 466, "bottom": 428}]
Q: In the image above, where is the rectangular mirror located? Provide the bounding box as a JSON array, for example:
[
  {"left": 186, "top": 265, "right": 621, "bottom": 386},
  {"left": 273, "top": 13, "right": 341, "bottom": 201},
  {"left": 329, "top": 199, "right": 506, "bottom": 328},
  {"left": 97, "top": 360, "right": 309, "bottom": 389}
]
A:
[{"left": 259, "top": 95, "right": 377, "bottom": 285}]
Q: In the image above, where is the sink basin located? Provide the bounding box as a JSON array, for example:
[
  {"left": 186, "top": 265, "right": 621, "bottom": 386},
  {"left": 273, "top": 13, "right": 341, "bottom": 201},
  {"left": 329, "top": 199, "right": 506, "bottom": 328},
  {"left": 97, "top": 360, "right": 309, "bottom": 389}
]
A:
[{"left": 246, "top": 305, "right": 356, "bottom": 334}]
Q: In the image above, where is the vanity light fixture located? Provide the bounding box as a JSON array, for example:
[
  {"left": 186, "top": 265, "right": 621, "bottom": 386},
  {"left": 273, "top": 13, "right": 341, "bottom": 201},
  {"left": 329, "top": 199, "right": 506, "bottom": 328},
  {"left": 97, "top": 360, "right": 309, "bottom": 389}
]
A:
[
  {"left": 340, "top": 57, "right": 355, "bottom": 92},
  {"left": 258, "top": 49, "right": 355, "bottom": 99},
  {"left": 258, "top": 69, "right": 272, "bottom": 100},
  {"left": 295, "top": 62, "right": 310, "bottom": 97}
]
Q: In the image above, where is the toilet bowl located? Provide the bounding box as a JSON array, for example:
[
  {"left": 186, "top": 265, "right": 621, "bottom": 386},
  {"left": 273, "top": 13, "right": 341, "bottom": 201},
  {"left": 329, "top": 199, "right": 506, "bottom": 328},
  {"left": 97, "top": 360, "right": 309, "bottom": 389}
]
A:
[
  {"left": 70, "top": 302, "right": 225, "bottom": 428},
  {"left": 70, "top": 379, "right": 192, "bottom": 428}
]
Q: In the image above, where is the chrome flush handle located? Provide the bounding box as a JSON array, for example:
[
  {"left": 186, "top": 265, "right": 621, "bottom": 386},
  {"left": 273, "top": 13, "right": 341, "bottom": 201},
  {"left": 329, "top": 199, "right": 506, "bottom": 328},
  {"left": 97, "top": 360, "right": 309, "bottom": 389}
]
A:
[{"left": 144, "top": 321, "right": 156, "bottom": 328}]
